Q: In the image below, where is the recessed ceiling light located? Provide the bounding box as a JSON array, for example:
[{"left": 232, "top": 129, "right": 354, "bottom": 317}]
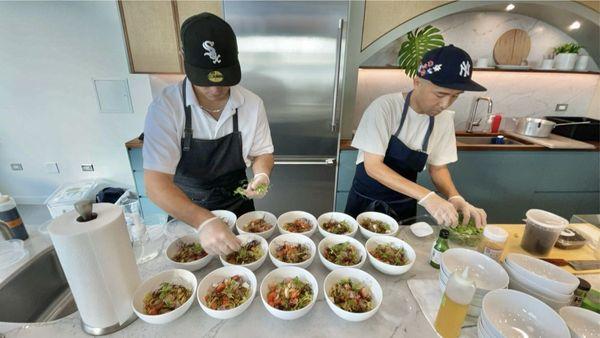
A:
[
  {"left": 505, "top": 3, "right": 515, "bottom": 11},
  {"left": 568, "top": 21, "right": 581, "bottom": 30}
]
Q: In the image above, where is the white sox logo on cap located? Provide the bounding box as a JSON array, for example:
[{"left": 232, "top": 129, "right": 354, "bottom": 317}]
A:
[
  {"left": 202, "top": 41, "right": 221, "bottom": 64},
  {"left": 459, "top": 60, "right": 471, "bottom": 77}
]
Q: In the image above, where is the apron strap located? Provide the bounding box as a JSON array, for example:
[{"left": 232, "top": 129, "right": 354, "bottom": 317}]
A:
[
  {"left": 182, "top": 78, "right": 193, "bottom": 152},
  {"left": 422, "top": 116, "right": 435, "bottom": 151},
  {"left": 233, "top": 108, "right": 239, "bottom": 133},
  {"left": 393, "top": 91, "right": 435, "bottom": 152},
  {"left": 393, "top": 91, "right": 412, "bottom": 138}
]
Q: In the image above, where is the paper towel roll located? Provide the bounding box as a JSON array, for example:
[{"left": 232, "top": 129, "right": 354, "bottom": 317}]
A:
[{"left": 48, "top": 203, "right": 141, "bottom": 330}]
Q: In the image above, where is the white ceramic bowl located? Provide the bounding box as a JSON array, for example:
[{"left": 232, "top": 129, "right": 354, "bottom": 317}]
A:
[
  {"left": 277, "top": 211, "right": 318, "bottom": 237},
  {"left": 323, "top": 268, "right": 382, "bottom": 322},
  {"left": 440, "top": 248, "right": 509, "bottom": 291},
  {"left": 197, "top": 265, "right": 257, "bottom": 320},
  {"left": 236, "top": 211, "right": 278, "bottom": 239},
  {"left": 259, "top": 266, "right": 318, "bottom": 320},
  {"left": 559, "top": 306, "right": 600, "bottom": 338},
  {"left": 318, "top": 235, "right": 367, "bottom": 271},
  {"left": 504, "top": 253, "right": 579, "bottom": 295},
  {"left": 356, "top": 212, "right": 399, "bottom": 239},
  {"left": 503, "top": 262, "right": 574, "bottom": 302},
  {"left": 505, "top": 267, "right": 573, "bottom": 311},
  {"left": 481, "top": 289, "right": 570, "bottom": 338},
  {"left": 365, "top": 236, "right": 415, "bottom": 275},
  {"left": 268, "top": 233, "right": 316, "bottom": 269},
  {"left": 212, "top": 210, "right": 237, "bottom": 232},
  {"left": 132, "top": 269, "right": 197, "bottom": 324},
  {"left": 165, "top": 235, "right": 214, "bottom": 271},
  {"left": 219, "top": 234, "right": 268, "bottom": 272},
  {"left": 317, "top": 212, "right": 359, "bottom": 237}
]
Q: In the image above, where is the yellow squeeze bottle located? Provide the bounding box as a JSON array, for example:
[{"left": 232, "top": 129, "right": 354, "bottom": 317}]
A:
[{"left": 434, "top": 267, "right": 476, "bottom": 338}]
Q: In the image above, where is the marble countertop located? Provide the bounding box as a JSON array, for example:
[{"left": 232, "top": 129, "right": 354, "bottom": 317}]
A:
[
  {"left": 3, "top": 224, "right": 599, "bottom": 338},
  {"left": 4, "top": 226, "right": 441, "bottom": 338}
]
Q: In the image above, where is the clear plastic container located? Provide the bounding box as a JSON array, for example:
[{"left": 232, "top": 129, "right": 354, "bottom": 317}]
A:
[
  {"left": 45, "top": 180, "right": 104, "bottom": 218},
  {"left": 521, "top": 209, "right": 568, "bottom": 256}
]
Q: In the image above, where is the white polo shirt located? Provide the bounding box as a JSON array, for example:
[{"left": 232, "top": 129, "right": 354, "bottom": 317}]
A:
[
  {"left": 143, "top": 80, "right": 274, "bottom": 174},
  {"left": 352, "top": 92, "right": 457, "bottom": 166}
]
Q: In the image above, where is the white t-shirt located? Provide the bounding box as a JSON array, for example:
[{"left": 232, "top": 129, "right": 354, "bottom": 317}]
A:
[
  {"left": 142, "top": 80, "right": 274, "bottom": 175},
  {"left": 352, "top": 92, "right": 457, "bottom": 166}
]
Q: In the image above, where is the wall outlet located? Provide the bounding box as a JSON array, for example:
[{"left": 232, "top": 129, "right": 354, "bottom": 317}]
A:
[
  {"left": 45, "top": 162, "right": 60, "bottom": 174},
  {"left": 10, "top": 163, "right": 23, "bottom": 171},
  {"left": 555, "top": 104, "right": 568, "bottom": 111},
  {"left": 81, "top": 164, "right": 94, "bottom": 172}
]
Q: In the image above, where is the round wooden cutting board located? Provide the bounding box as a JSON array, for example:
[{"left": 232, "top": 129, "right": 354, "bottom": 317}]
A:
[{"left": 493, "top": 29, "right": 531, "bottom": 65}]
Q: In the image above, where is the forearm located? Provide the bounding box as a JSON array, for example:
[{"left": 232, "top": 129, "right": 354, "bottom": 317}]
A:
[
  {"left": 428, "top": 164, "right": 460, "bottom": 198},
  {"left": 251, "top": 153, "right": 274, "bottom": 177},
  {"left": 144, "top": 170, "right": 214, "bottom": 229},
  {"left": 364, "top": 156, "right": 430, "bottom": 201}
]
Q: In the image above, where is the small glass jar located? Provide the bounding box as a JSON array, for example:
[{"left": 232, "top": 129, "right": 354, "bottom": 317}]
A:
[
  {"left": 477, "top": 225, "right": 508, "bottom": 261},
  {"left": 573, "top": 278, "right": 591, "bottom": 307}
]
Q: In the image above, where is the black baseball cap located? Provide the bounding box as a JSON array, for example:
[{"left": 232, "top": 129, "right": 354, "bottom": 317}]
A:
[
  {"left": 180, "top": 13, "right": 241, "bottom": 86},
  {"left": 417, "top": 45, "right": 486, "bottom": 92}
]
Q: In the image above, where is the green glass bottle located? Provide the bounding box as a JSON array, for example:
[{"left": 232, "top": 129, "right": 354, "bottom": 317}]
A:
[{"left": 430, "top": 229, "right": 450, "bottom": 269}]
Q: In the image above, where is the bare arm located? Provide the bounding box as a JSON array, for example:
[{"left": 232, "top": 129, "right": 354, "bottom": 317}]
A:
[
  {"left": 251, "top": 153, "right": 274, "bottom": 177},
  {"left": 363, "top": 152, "right": 431, "bottom": 200},
  {"left": 428, "top": 164, "right": 460, "bottom": 198},
  {"left": 144, "top": 170, "right": 214, "bottom": 229}
]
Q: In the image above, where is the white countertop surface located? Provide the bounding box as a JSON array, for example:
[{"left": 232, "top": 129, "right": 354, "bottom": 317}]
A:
[{"left": 2, "top": 223, "right": 599, "bottom": 337}]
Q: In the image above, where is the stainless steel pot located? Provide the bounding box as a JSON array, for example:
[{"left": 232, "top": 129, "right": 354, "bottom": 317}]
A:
[{"left": 514, "top": 117, "right": 590, "bottom": 138}]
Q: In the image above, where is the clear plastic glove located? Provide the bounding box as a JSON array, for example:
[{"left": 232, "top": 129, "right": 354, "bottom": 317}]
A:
[
  {"left": 418, "top": 192, "right": 458, "bottom": 227},
  {"left": 448, "top": 195, "right": 487, "bottom": 229},
  {"left": 197, "top": 217, "right": 241, "bottom": 256},
  {"left": 244, "top": 173, "right": 270, "bottom": 199}
]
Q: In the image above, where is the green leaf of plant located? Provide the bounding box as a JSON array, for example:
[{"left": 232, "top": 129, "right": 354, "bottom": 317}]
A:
[{"left": 397, "top": 25, "right": 445, "bottom": 78}]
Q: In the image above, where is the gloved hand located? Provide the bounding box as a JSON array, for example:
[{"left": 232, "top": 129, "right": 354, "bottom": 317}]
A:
[
  {"left": 198, "top": 217, "right": 241, "bottom": 256},
  {"left": 448, "top": 195, "right": 487, "bottom": 229},
  {"left": 244, "top": 173, "right": 270, "bottom": 199},
  {"left": 418, "top": 191, "right": 458, "bottom": 227}
]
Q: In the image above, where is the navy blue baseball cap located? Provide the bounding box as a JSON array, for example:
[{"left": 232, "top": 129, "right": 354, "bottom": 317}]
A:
[{"left": 417, "top": 45, "right": 486, "bottom": 92}]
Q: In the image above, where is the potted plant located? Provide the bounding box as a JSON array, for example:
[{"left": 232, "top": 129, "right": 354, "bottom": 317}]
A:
[
  {"left": 553, "top": 42, "right": 582, "bottom": 71},
  {"left": 397, "top": 25, "right": 445, "bottom": 78}
]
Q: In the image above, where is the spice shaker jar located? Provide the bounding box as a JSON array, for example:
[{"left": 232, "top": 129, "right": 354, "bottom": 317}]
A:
[{"left": 477, "top": 225, "right": 508, "bottom": 261}]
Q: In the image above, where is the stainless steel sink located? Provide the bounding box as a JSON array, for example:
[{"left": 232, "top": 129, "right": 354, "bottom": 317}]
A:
[
  {"left": 456, "top": 136, "right": 525, "bottom": 145},
  {"left": 0, "top": 247, "right": 77, "bottom": 323}
]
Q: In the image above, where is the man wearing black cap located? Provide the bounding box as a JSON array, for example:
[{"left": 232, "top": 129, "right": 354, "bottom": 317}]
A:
[
  {"left": 143, "top": 13, "right": 274, "bottom": 256},
  {"left": 345, "top": 45, "right": 487, "bottom": 228}
]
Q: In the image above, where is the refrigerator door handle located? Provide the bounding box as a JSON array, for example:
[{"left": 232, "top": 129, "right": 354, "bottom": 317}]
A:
[
  {"left": 330, "top": 18, "right": 344, "bottom": 133},
  {"left": 274, "top": 158, "right": 336, "bottom": 166}
]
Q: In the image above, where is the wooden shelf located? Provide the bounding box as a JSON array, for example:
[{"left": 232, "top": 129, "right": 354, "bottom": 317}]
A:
[{"left": 359, "top": 66, "right": 599, "bottom": 75}]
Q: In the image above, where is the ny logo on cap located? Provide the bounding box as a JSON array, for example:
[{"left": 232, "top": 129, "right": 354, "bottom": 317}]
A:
[
  {"left": 202, "top": 41, "right": 221, "bottom": 64},
  {"left": 459, "top": 61, "right": 471, "bottom": 77}
]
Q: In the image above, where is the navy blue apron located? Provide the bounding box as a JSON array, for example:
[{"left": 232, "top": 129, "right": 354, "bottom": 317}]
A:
[
  {"left": 345, "top": 91, "right": 434, "bottom": 223},
  {"left": 173, "top": 78, "right": 254, "bottom": 217}
]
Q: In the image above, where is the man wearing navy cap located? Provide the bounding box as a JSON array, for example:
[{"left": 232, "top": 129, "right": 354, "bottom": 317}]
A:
[
  {"left": 345, "top": 45, "right": 488, "bottom": 228},
  {"left": 143, "top": 13, "right": 274, "bottom": 256}
]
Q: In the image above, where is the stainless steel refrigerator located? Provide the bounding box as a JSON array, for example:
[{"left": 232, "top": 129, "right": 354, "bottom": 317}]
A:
[{"left": 224, "top": 1, "right": 348, "bottom": 216}]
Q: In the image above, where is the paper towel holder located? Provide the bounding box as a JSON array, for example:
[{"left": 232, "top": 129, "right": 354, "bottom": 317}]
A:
[
  {"left": 82, "top": 314, "right": 138, "bottom": 336},
  {"left": 74, "top": 200, "right": 98, "bottom": 222}
]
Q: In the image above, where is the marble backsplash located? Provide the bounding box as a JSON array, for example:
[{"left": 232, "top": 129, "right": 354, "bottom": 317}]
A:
[
  {"left": 364, "top": 11, "right": 599, "bottom": 71},
  {"left": 354, "top": 69, "right": 600, "bottom": 132}
]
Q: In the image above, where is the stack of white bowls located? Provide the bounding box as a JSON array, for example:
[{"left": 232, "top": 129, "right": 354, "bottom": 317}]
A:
[
  {"left": 478, "top": 289, "right": 571, "bottom": 338},
  {"left": 440, "top": 248, "right": 509, "bottom": 317},
  {"left": 504, "top": 253, "right": 578, "bottom": 311}
]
